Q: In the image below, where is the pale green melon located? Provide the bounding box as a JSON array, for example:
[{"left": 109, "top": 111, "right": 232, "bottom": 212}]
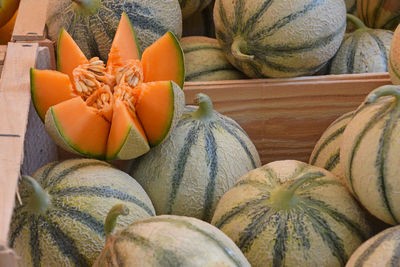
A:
[
  {"left": 346, "top": 225, "right": 400, "bottom": 266},
  {"left": 129, "top": 93, "right": 261, "bottom": 222},
  {"left": 341, "top": 85, "right": 400, "bottom": 225},
  {"left": 212, "top": 160, "right": 373, "bottom": 267},
  {"left": 93, "top": 211, "right": 251, "bottom": 266},
  {"left": 309, "top": 111, "right": 355, "bottom": 181},
  {"left": 330, "top": 15, "right": 393, "bottom": 74},
  {"left": 213, "top": 0, "right": 346, "bottom": 78},
  {"left": 9, "top": 158, "right": 155, "bottom": 266},
  {"left": 181, "top": 36, "right": 247, "bottom": 81},
  {"left": 46, "top": 0, "right": 182, "bottom": 60}
]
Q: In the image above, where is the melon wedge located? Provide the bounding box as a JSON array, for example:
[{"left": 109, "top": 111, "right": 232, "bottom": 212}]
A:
[
  {"left": 32, "top": 13, "right": 185, "bottom": 160},
  {"left": 30, "top": 69, "right": 76, "bottom": 121},
  {"left": 136, "top": 81, "right": 184, "bottom": 146},
  {"left": 57, "top": 28, "right": 88, "bottom": 81},
  {"left": 45, "top": 97, "right": 110, "bottom": 159},
  {"left": 142, "top": 31, "right": 185, "bottom": 89}
]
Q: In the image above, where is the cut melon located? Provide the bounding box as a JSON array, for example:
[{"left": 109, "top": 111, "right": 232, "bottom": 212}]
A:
[
  {"left": 142, "top": 31, "right": 185, "bottom": 88},
  {"left": 32, "top": 13, "right": 185, "bottom": 160},
  {"left": 57, "top": 29, "right": 88, "bottom": 81},
  {"left": 30, "top": 69, "right": 77, "bottom": 121}
]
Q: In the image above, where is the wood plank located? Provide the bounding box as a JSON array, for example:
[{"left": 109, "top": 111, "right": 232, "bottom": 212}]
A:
[
  {"left": 12, "top": 0, "right": 48, "bottom": 41},
  {"left": 184, "top": 76, "right": 392, "bottom": 164},
  {"left": 0, "top": 43, "right": 38, "bottom": 250}
]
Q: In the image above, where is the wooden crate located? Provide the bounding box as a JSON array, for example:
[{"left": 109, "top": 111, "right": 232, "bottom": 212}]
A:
[{"left": 0, "top": 0, "right": 394, "bottom": 265}]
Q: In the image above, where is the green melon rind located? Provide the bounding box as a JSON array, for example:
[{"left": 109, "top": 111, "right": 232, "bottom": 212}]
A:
[
  {"left": 30, "top": 68, "right": 46, "bottom": 122},
  {"left": 45, "top": 107, "right": 105, "bottom": 160},
  {"left": 329, "top": 28, "right": 393, "bottom": 74},
  {"left": 346, "top": 225, "right": 400, "bottom": 266},
  {"left": 181, "top": 36, "right": 246, "bottom": 81},
  {"left": 167, "top": 31, "right": 185, "bottom": 89},
  {"left": 149, "top": 81, "right": 185, "bottom": 147},
  {"left": 107, "top": 123, "right": 150, "bottom": 161},
  {"left": 211, "top": 160, "right": 373, "bottom": 267}
]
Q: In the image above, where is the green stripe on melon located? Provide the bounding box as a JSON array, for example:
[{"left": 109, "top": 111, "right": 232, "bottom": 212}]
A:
[
  {"left": 211, "top": 160, "right": 373, "bottom": 267},
  {"left": 330, "top": 14, "right": 393, "bottom": 74},
  {"left": 347, "top": 225, "right": 400, "bottom": 266},
  {"left": 9, "top": 159, "right": 155, "bottom": 266},
  {"left": 341, "top": 85, "right": 400, "bottom": 225},
  {"left": 181, "top": 36, "right": 247, "bottom": 81},
  {"left": 93, "top": 212, "right": 250, "bottom": 266},
  {"left": 46, "top": 0, "right": 182, "bottom": 60},
  {"left": 129, "top": 93, "right": 261, "bottom": 222},
  {"left": 213, "top": 0, "right": 347, "bottom": 78},
  {"left": 309, "top": 111, "right": 354, "bottom": 180}
]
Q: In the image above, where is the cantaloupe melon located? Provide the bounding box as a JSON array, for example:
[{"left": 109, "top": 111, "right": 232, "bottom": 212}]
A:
[
  {"left": 212, "top": 160, "right": 373, "bottom": 267},
  {"left": 46, "top": 0, "right": 182, "bottom": 60},
  {"left": 93, "top": 207, "right": 250, "bottom": 266},
  {"left": 0, "top": 0, "right": 19, "bottom": 28},
  {"left": 341, "top": 85, "right": 400, "bottom": 225},
  {"left": 213, "top": 0, "right": 347, "bottom": 78},
  {"left": 31, "top": 13, "right": 185, "bottom": 160},
  {"left": 358, "top": 0, "right": 400, "bottom": 31},
  {"left": 9, "top": 159, "right": 155, "bottom": 266},
  {"left": 389, "top": 23, "right": 400, "bottom": 85},
  {"left": 129, "top": 93, "right": 261, "bottom": 222}
]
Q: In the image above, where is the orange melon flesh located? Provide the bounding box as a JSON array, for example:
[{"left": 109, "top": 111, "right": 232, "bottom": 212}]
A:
[
  {"left": 57, "top": 29, "right": 88, "bottom": 81},
  {"left": 135, "top": 81, "right": 174, "bottom": 146},
  {"left": 141, "top": 31, "right": 185, "bottom": 88},
  {"left": 30, "top": 69, "right": 76, "bottom": 121},
  {"left": 49, "top": 97, "right": 110, "bottom": 158},
  {"left": 106, "top": 100, "right": 148, "bottom": 160},
  {"left": 107, "top": 12, "right": 141, "bottom": 69}
]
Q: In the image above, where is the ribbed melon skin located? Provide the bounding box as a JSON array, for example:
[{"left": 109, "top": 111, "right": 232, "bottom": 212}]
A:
[
  {"left": 358, "top": 0, "right": 400, "bottom": 31},
  {"left": 346, "top": 225, "right": 400, "bottom": 267},
  {"left": 341, "top": 91, "right": 400, "bottom": 226},
  {"left": 213, "top": 0, "right": 346, "bottom": 78},
  {"left": 179, "top": 0, "right": 213, "bottom": 20},
  {"left": 129, "top": 106, "right": 261, "bottom": 222},
  {"left": 309, "top": 111, "right": 354, "bottom": 181},
  {"left": 46, "top": 0, "right": 182, "bottom": 60},
  {"left": 211, "top": 160, "right": 372, "bottom": 267},
  {"left": 330, "top": 29, "right": 393, "bottom": 74},
  {"left": 93, "top": 215, "right": 251, "bottom": 266},
  {"left": 9, "top": 159, "right": 155, "bottom": 266},
  {"left": 181, "top": 36, "right": 247, "bottom": 81}
]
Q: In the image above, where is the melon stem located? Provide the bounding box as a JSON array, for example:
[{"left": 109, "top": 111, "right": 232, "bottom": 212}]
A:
[
  {"left": 347, "top": 14, "right": 367, "bottom": 29},
  {"left": 231, "top": 37, "right": 254, "bottom": 61},
  {"left": 366, "top": 85, "right": 400, "bottom": 110},
  {"left": 268, "top": 171, "right": 324, "bottom": 210},
  {"left": 192, "top": 93, "right": 214, "bottom": 120},
  {"left": 21, "top": 175, "right": 51, "bottom": 215},
  {"left": 104, "top": 204, "right": 129, "bottom": 239}
]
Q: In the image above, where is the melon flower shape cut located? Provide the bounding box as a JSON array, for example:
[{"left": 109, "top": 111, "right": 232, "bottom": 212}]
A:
[{"left": 30, "top": 13, "right": 185, "bottom": 160}]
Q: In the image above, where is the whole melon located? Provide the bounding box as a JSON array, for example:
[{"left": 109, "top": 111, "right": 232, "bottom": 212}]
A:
[
  {"left": 330, "top": 14, "right": 393, "bottom": 74},
  {"left": 0, "top": 0, "right": 19, "bottom": 28},
  {"left": 93, "top": 210, "right": 250, "bottom": 266},
  {"left": 211, "top": 160, "right": 373, "bottom": 267},
  {"left": 179, "top": 0, "right": 213, "bottom": 20},
  {"left": 309, "top": 111, "right": 355, "bottom": 181},
  {"left": 213, "top": 0, "right": 347, "bottom": 78},
  {"left": 9, "top": 158, "right": 155, "bottom": 266},
  {"left": 46, "top": 0, "right": 182, "bottom": 61},
  {"left": 346, "top": 225, "right": 400, "bottom": 266},
  {"left": 341, "top": 85, "right": 400, "bottom": 225},
  {"left": 389, "top": 23, "right": 400, "bottom": 85},
  {"left": 358, "top": 0, "right": 400, "bottom": 31},
  {"left": 129, "top": 93, "right": 261, "bottom": 222},
  {"left": 181, "top": 36, "right": 247, "bottom": 81}
]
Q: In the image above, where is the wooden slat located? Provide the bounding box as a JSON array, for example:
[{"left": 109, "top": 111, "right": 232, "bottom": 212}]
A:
[
  {"left": 184, "top": 75, "right": 392, "bottom": 164},
  {"left": 12, "top": 0, "right": 48, "bottom": 41},
  {"left": 0, "top": 43, "right": 38, "bottom": 249},
  {"left": 0, "top": 45, "right": 6, "bottom": 76}
]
